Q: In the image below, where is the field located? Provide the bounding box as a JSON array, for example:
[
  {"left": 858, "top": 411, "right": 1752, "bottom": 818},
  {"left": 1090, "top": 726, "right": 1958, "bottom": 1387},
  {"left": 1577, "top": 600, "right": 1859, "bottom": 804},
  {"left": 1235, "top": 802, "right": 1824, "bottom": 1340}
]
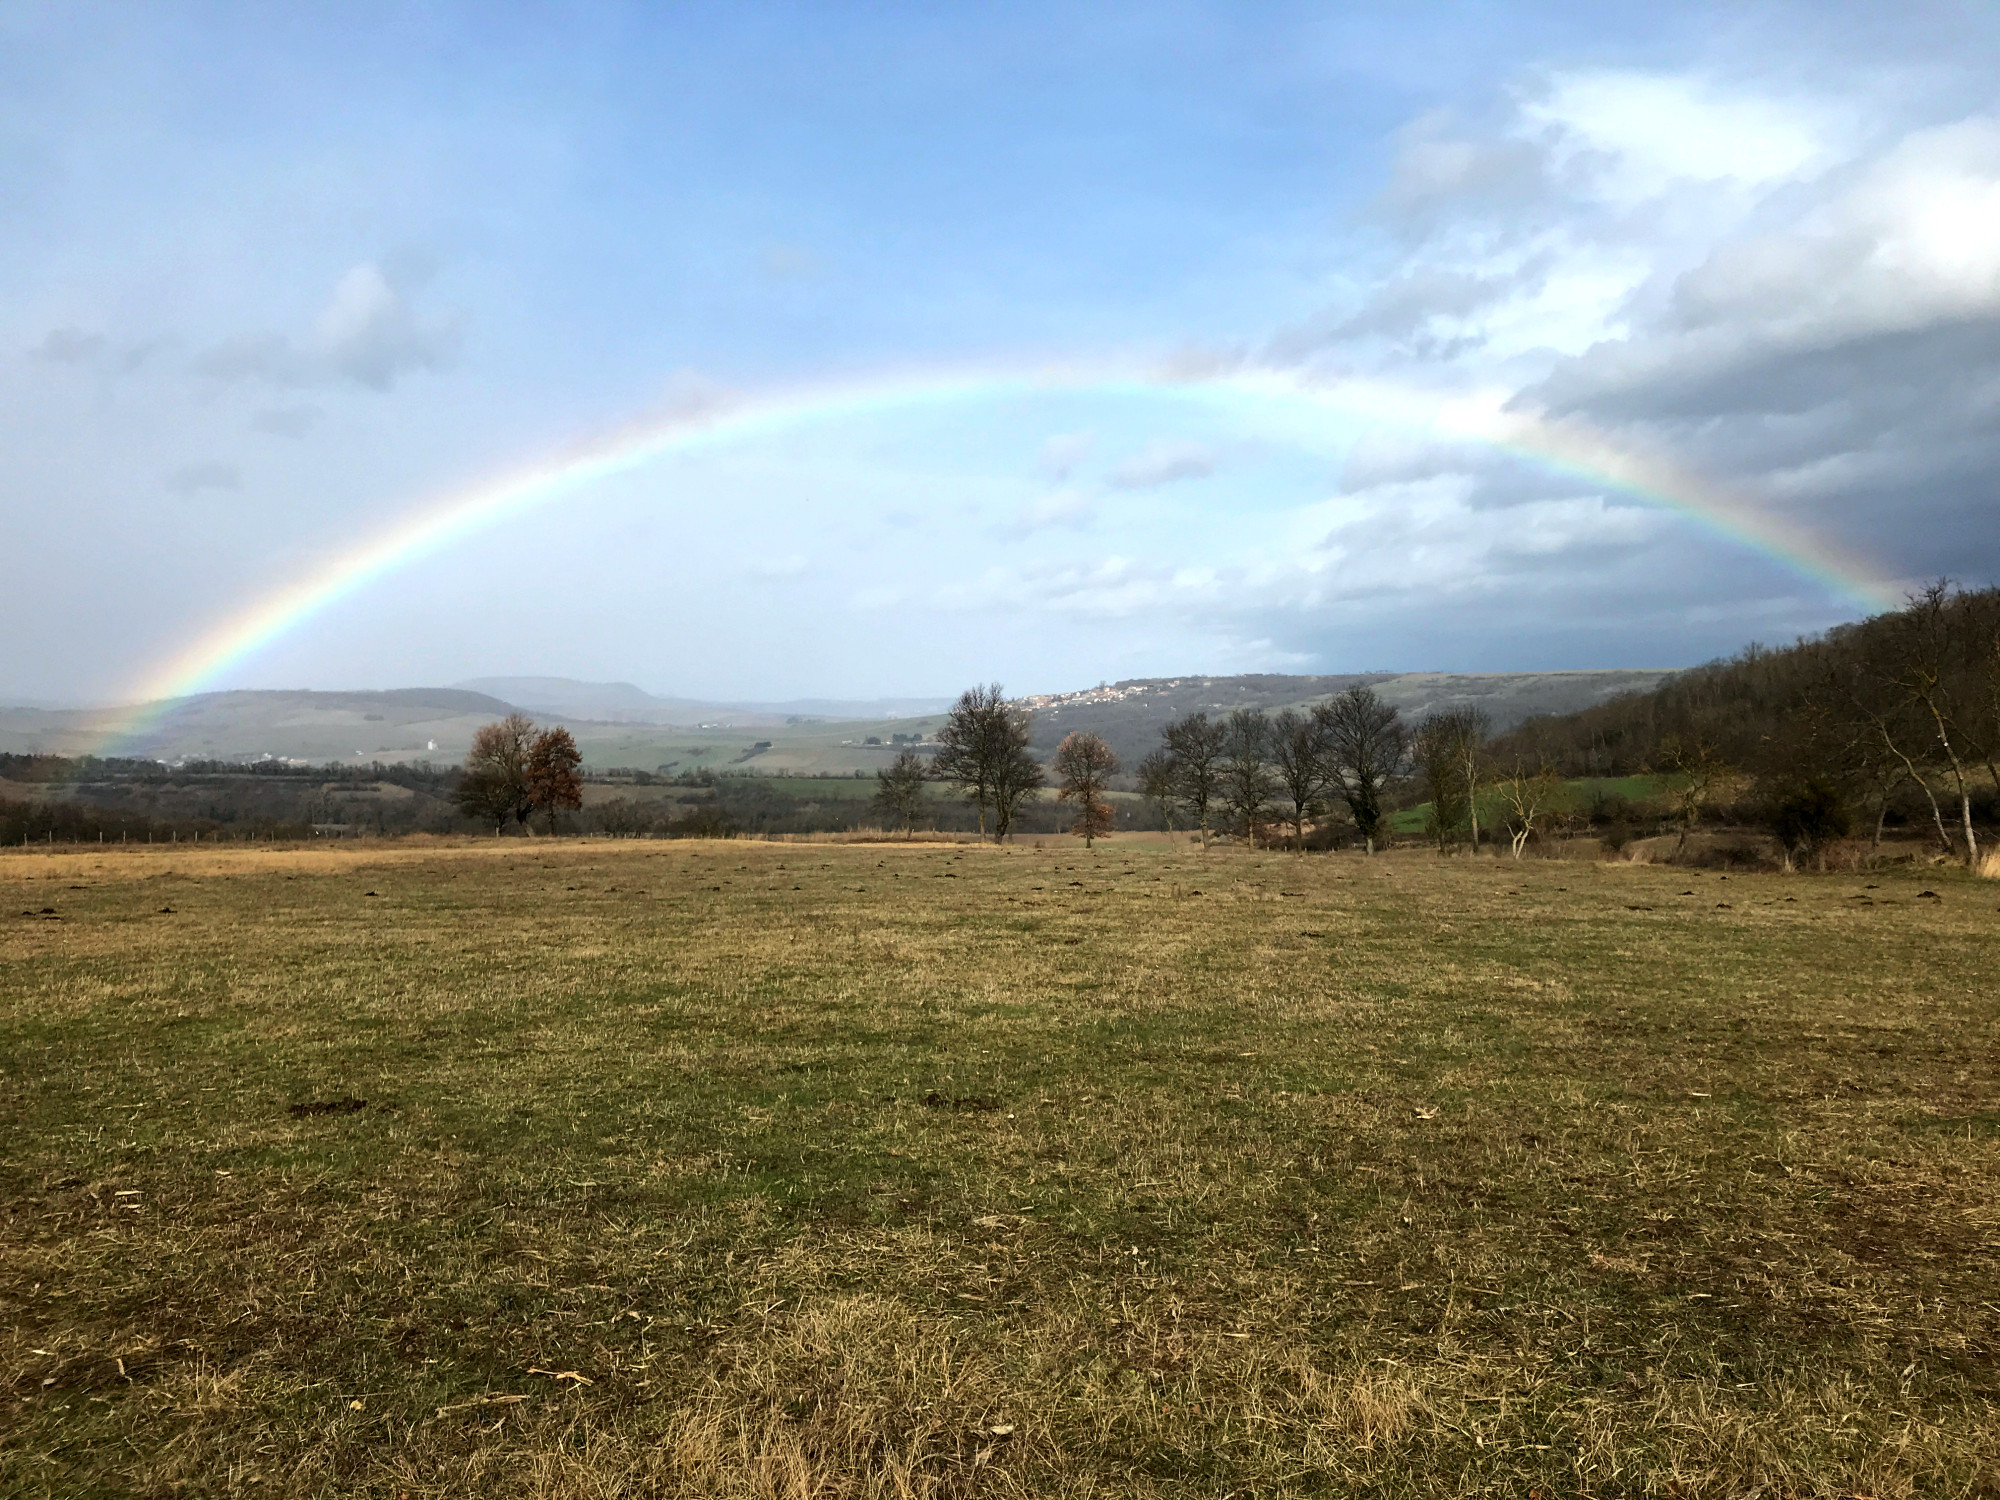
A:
[{"left": 3, "top": 840, "right": 1997, "bottom": 1498}]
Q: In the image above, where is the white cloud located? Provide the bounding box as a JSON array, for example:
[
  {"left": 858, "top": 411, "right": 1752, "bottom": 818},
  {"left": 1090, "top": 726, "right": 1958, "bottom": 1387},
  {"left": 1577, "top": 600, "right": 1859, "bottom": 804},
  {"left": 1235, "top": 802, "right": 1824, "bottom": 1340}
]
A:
[
  {"left": 1520, "top": 71, "right": 1846, "bottom": 203},
  {"left": 1108, "top": 440, "right": 1216, "bottom": 488}
]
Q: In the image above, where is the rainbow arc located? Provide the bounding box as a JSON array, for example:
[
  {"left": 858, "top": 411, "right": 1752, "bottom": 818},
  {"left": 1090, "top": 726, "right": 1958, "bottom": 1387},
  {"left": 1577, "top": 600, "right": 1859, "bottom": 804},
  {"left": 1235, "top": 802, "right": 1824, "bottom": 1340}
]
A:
[{"left": 98, "top": 363, "right": 1897, "bottom": 755}]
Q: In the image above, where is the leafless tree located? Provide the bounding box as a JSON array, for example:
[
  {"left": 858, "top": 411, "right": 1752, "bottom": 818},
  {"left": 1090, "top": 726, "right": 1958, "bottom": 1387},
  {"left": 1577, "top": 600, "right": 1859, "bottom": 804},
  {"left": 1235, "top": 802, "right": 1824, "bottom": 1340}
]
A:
[
  {"left": 1413, "top": 708, "right": 1485, "bottom": 853},
  {"left": 871, "top": 749, "right": 930, "bottom": 837},
  {"left": 1135, "top": 747, "right": 1179, "bottom": 836},
  {"left": 1163, "top": 711, "right": 1228, "bottom": 848},
  {"left": 1269, "top": 707, "right": 1331, "bottom": 853},
  {"left": 932, "top": 684, "right": 1045, "bottom": 843},
  {"left": 1493, "top": 761, "right": 1563, "bottom": 860},
  {"left": 1221, "top": 709, "right": 1275, "bottom": 847},
  {"left": 1658, "top": 735, "right": 1726, "bottom": 855},
  {"left": 1053, "top": 732, "right": 1119, "bottom": 846},
  {"left": 1315, "top": 687, "right": 1406, "bottom": 853}
]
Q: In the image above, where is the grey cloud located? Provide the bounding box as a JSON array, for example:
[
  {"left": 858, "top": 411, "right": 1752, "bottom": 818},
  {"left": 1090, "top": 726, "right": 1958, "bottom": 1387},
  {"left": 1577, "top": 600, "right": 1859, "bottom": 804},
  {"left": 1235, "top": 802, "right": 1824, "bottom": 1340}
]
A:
[
  {"left": 30, "top": 328, "right": 107, "bottom": 363},
  {"left": 167, "top": 461, "right": 242, "bottom": 495},
  {"left": 1271, "top": 261, "right": 1548, "bottom": 360},
  {"left": 1375, "top": 110, "right": 1549, "bottom": 234},
  {"left": 1109, "top": 442, "right": 1216, "bottom": 489},
  {"left": 251, "top": 405, "right": 326, "bottom": 438},
  {"left": 196, "top": 262, "right": 460, "bottom": 392}
]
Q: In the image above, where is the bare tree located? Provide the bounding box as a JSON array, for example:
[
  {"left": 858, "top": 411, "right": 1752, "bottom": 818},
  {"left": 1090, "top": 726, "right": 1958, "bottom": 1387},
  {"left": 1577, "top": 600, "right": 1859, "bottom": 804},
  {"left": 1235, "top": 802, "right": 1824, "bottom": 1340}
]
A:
[
  {"left": 1221, "top": 709, "right": 1275, "bottom": 848},
  {"left": 526, "top": 726, "right": 584, "bottom": 835},
  {"left": 1459, "top": 709, "right": 1490, "bottom": 847},
  {"left": 1053, "top": 732, "right": 1119, "bottom": 847},
  {"left": 1163, "top": 712, "right": 1228, "bottom": 848},
  {"left": 1315, "top": 687, "right": 1406, "bottom": 853},
  {"left": 931, "top": 684, "right": 1004, "bottom": 838},
  {"left": 1493, "top": 761, "right": 1563, "bottom": 860},
  {"left": 1269, "top": 707, "right": 1331, "bottom": 853},
  {"left": 1886, "top": 580, "right": 1988, "bottom": 864},
  {"left": 458, "top": 713, "right": 538, "bottom": 833},
  {"left": 1413, "top": 709, "right": 1484, "bottom": 853},
  {"left": 1135, "top": 747, "right": 1179, "bottom": 836},
  {"left": 990, "top": 706, "right": 1046, "bottom": 843},
  {"left": 1658, "top": 735, "right": 1726, "bottom": 855},
  {"left": 871, "top": 749, "right": 929, "bottom": 837},
  {"left": 932, "top": 684, "right": 1044, "bottom": 843}
]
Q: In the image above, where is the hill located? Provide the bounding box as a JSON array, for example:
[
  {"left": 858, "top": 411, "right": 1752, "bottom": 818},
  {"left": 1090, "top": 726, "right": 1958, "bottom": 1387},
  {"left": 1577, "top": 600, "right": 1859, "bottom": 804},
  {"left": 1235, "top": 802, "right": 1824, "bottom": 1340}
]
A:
[
  {"left": 453, "top": 677, "right": 954, "bottom": 728},
  {"left": 1024, "top": 669, "right": 1673, "bottom": 767},
  {"left": 0, "top": 670, "right": 1673, "bottom": 771}
]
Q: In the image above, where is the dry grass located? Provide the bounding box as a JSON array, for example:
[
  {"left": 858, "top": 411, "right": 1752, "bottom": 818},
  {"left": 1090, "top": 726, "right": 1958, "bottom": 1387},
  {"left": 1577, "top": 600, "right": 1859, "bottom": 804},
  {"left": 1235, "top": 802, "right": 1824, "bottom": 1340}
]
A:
[{"left": 3, "top": 838, "right": 1997, "bottom": 1497}]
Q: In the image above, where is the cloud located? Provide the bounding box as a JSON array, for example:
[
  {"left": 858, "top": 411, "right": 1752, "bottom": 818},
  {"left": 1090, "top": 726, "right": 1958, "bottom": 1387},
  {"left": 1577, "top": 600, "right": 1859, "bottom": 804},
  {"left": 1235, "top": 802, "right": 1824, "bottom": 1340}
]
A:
[
  {"left": 1037, "top": 431, "right": 1094, "bottom": 479},
  {"left": 30, "top": 328, "right": 107, "bottom": 363},
  {"left": 195, "top": 261, "right": 461, "bottom": 391},
  {"left": 166, "top": 461, "right": 242, "bottom": 495},
  {"left": 250, "top": 405, "right": 325, "bottom": 438},
  {"left": 1519, "top": 71, "right": 1846, "bottom": 203},
  {"left": 1108, "top": 441, "right": 1216, "bottom": 489},
  {"left": 1014, "top": 487, "right": 1094, "bottom": 532}
]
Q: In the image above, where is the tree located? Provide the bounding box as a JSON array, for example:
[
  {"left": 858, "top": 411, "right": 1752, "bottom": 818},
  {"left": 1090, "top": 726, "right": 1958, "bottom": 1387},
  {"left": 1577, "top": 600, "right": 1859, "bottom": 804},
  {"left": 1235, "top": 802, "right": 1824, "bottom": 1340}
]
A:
[
  {"left": 1314, "top": 687, "right": 1407, "bottom": 853},
  {"left": 1221, "top": 709, "right": 1275, "bottom": 847},
  {"left": 1268, "top": 707, "right": 1331, "bottom": 853},
  {"left": 1053, "top": 732, "right": 1119, "bottom": 846},
  {"left": 931, "top": 684, "right": 1045, "bottom": 843},
  {"left": 990, "top": 708, "right": 1047, "bottom": 843},
  {"left": 1135, "top": 747, "right": 1179, "bottom": 836},
  {"left": 1163, "top": 712, "right": 1228, "bottom": 848},
  {"left": 871, "top": 749, "right": 929, "bottom": 837},
  {"left": 1412, "top": 714, "right": 1472, "bottom": 852},
  {"left": 931, "top": 685, "right": 1004, "bottom": 837},
  {"left": 458, "top": 714, "right": 537, "bottom": 833},
  {"left": 1768, "top": 775, "right": 1851, "bottom": 871},
  {"left": 1659, "top": 735, "right": 1726, "bottom": 854},
  {"left": 1878, "top": 580, "right": 1990, "bottom": 865},
  {"left": 525, "top": 726, "right": 584, "bottom": 835},
  {"left": 1493, "top": 761, "right": 1563, "bottom": 860},
  {"left": 1412, "top": 709, "right": 1484, "bottom": 853}
]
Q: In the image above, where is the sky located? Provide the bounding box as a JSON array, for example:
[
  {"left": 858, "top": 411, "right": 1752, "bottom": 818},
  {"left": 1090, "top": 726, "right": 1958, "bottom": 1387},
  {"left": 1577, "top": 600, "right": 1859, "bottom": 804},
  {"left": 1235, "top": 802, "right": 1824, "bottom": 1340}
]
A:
[{"left": 6, "top": 0, "right": 2000, "bottom": 706}]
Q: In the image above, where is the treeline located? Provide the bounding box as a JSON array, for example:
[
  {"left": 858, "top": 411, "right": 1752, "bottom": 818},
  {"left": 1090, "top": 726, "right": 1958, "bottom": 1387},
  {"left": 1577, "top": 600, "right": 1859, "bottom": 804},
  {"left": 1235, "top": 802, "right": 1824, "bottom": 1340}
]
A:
[
  {"left": 1490, "top": 583, "right": 2000, "bottom": 864},
  {"left": 0, "top": 798, "right": 309, "bottom": 845}
]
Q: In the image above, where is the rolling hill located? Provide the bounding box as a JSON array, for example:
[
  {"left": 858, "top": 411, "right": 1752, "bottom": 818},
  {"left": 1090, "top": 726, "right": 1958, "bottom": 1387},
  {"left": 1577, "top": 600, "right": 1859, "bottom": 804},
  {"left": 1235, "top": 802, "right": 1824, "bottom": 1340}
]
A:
[{"left": 0, "top": 670, "right": 1672, "bottom": 772}]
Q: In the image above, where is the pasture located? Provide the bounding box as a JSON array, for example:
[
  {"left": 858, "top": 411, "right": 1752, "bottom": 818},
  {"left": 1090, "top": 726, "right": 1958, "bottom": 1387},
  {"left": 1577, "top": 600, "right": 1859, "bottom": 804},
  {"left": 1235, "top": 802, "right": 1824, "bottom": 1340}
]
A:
[{"left": 2, "top": 839, "right": 1996, "bottom": 1497}]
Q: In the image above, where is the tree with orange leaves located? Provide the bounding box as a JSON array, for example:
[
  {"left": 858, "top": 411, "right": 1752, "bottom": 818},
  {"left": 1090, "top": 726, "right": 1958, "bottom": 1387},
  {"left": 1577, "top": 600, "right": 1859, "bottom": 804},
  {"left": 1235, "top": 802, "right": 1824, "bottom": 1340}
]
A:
[{"left": 526, "top": 726, "right": 584, "bottom": 835}]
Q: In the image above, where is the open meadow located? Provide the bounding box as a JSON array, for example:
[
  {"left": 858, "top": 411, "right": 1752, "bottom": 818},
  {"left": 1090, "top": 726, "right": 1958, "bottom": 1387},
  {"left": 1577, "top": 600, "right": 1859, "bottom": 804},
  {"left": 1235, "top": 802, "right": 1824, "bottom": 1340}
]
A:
[{"left": 3, "top": 839, "right": 1997, "bottom": 1498}]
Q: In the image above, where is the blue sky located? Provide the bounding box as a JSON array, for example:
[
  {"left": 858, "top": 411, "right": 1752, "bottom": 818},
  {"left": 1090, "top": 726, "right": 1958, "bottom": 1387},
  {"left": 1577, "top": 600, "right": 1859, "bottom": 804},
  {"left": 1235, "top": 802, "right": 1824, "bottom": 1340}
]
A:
[{"left": 6, "top": 1, "right": 1999, "bottom": 703}]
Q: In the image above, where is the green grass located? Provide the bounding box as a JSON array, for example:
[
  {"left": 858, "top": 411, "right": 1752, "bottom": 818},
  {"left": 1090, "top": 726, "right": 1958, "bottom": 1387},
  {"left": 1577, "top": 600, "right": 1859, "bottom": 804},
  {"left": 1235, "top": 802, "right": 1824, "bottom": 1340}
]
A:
[
  {"left": 3, "top": 840, "right": 1997, "bottom": 1497},
  {"left": 1391, "top": 774, "right": 1671, "bottom": 835}
]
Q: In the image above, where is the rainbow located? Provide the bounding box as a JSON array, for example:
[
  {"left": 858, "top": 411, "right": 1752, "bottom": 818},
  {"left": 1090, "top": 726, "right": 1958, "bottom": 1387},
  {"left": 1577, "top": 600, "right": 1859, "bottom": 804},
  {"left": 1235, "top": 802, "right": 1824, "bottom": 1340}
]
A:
[{"left": 98, "top": 362, "right": 1898, "bottom": 754}]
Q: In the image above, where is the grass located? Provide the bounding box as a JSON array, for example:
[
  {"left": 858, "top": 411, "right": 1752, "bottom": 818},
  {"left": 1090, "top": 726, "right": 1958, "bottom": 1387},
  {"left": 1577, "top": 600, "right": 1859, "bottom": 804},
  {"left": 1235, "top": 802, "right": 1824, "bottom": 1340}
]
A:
[{"left": 3, "top": 839, "right": 1997, "bottom": 1498}]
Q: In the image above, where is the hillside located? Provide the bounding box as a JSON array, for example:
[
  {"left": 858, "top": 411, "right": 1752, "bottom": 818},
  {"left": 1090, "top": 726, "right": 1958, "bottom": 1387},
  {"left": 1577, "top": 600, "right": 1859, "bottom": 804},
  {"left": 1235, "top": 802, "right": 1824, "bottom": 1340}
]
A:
[
  {"left": 1024, "top": 669, "right": 1673, "bottom": 767},
  {"left": 0, "top": 670, "right": 1672, "bottom": 771}
]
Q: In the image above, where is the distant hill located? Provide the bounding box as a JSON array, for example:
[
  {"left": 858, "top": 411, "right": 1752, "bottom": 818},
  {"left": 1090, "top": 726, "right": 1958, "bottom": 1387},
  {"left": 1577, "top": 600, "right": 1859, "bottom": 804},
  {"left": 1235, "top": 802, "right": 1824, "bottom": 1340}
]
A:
[
  {"left": 0, "top": 670, "right": 1672, "bottom": 769},
  {"left": 453, "top": 676, "right": 954, "bottom": 727},
  {"left": 1023, "top": 670, "right": 1674, "bottom": 768}
]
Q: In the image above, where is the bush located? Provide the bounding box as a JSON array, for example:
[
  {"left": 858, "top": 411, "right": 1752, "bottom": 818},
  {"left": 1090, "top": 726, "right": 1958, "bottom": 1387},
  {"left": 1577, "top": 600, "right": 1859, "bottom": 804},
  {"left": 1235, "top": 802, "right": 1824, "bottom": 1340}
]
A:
[{"left": 1768, "top": 777, "right": 1852, "bottom": 869}]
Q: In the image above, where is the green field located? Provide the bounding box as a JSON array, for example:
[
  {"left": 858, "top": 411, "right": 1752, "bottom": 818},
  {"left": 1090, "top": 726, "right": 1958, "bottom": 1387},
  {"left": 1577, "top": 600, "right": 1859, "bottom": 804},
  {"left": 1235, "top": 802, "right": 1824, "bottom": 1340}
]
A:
[{"left": 3, "top": 841, "right": 1997, "bottom": 1496}]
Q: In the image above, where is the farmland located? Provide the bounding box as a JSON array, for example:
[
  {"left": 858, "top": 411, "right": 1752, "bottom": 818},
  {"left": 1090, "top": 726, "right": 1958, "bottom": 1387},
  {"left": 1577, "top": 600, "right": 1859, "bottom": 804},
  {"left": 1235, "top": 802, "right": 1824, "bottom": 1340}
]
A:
[{"left": 3, "top": 839, "right": 1997, "bottom": 1497}]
